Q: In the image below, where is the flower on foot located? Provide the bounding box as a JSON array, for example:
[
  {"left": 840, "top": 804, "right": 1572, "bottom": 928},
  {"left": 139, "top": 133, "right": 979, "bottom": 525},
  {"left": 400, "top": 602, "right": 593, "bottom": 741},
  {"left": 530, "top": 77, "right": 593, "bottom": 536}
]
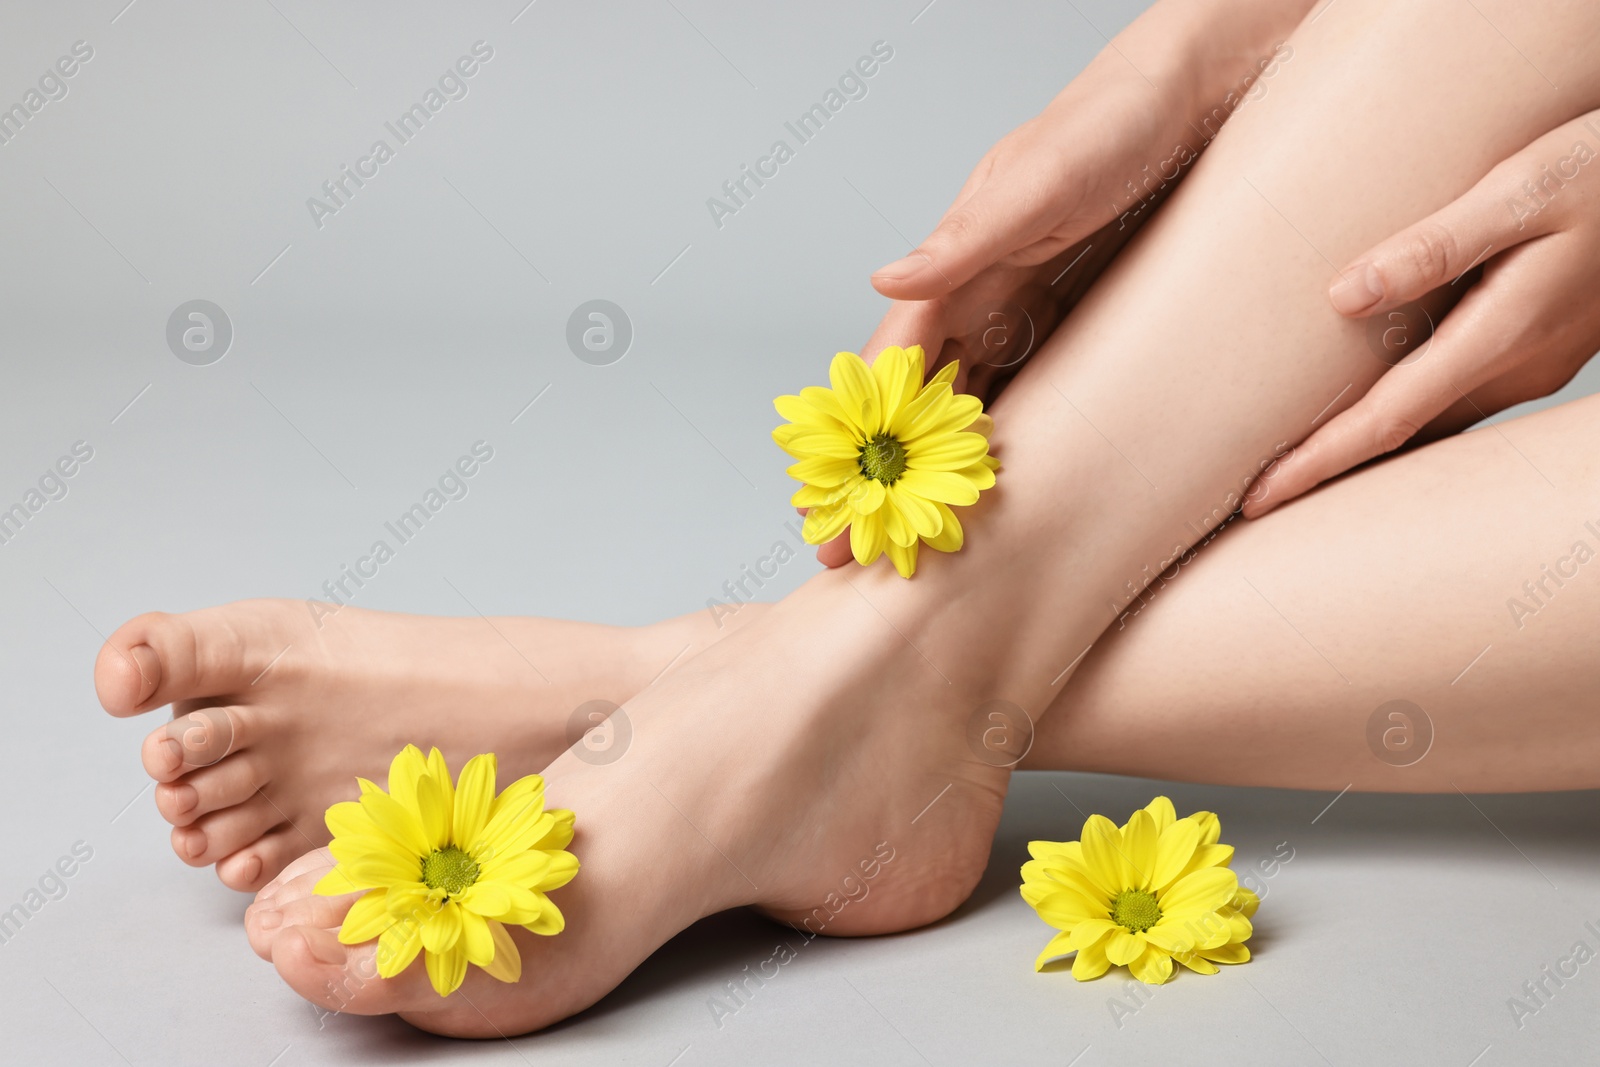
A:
[
  {"left": 1021, "top": 796, "right": 1257, "bottom": 984},
  {"left": 773, "top": 346, "right": 999, "bottom": 577},
  {"left": 313, "top": 744, "right": 578, "bottom": 997}
]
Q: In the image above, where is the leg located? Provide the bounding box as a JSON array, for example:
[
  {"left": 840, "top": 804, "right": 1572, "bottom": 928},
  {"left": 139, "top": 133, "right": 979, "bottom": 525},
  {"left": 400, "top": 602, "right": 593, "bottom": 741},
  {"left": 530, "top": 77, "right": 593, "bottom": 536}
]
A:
[
  {"left": 1021, "top": 390, "right": 1600, "bottom": 791},
  {"left": 244, "top": 0, "right": 1600, "bottom": 1037}
]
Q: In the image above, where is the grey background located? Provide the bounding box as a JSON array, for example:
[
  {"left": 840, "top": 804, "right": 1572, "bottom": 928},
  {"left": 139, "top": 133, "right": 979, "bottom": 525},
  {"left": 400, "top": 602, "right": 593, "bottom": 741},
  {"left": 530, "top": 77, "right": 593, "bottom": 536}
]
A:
[{"left": 2, "top": 0, "right": 1598, "bottom": 1063}]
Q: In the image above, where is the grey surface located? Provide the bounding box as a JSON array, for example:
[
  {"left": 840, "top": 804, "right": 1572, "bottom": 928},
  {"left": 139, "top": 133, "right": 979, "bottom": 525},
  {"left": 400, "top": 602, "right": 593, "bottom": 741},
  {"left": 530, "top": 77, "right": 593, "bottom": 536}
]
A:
[{"left": 2, "top": 1, "right": 1597, "bottom": 1064}]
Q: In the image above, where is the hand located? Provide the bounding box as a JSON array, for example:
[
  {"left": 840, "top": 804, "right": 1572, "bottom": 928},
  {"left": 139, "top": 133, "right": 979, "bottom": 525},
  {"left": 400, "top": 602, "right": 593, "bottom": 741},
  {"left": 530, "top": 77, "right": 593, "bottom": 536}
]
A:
[
  {"left": 1245, "top": 109, "right": 1600, "bottom": 518},
  {"left": 808, "top": 0, "right": 1315, "bottom": 567}
]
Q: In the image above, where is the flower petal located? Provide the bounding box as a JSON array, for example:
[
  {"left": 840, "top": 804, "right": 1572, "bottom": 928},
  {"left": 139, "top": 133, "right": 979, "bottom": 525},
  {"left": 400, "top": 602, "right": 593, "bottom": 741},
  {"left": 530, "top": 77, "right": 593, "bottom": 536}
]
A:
[
  {"left": 924, "top": 503, "right": 964, "bottom": 553},
  {"left": 482, "top": 921, "right": 522, "bottom": 983},
  {"left": 904, "top": 431, "right": 989, "bottom": 471},
  {"left": 421, "top": 901, "right": 463, "bottom": 953},
  {"left": 459, "top": 908, "right": 495, "bottom": 967},
  {"left": 788, "top": 456, "right": 860, "bottom": 488},
  {"left": 337, "top": 889, "right": 394, "bottom": 945},
  {"left": 829, "top": 351, "right": 880, "bottom": 432},
  {"left": 522, "top": 893, "right": 565, "bottom": 936},
  {"left": 887, "top": 484, "right": 941, "bottom": 539},
  {"left": 1128, "top": 945, "right": 1175, "bottom": 985},
  {"left": 1150, "top": 817, "right": 1202, "bottom": 893},
  {"left": 872, "top": 345, "right": 923, "bottom": 430},
  {"left": 425, "top": 943, "right": 468, "bottom": 997},
  {"left": 376, "top": 918, "right": 423, "bottom": 978},
  {"left": 1071, "top": 936, "right": 1111, "bottom": 981},
  {"left": 1143, "top": 796, "right": 1177, "bottom": 833},
  {"left": 1078, "top": 815, "right": 1129, "bottom": 898},
  {"left": 452, "top": 754, "right": 497, "bottom": 852},
  {"left": 802, "top": 501, "right": 853, "bottom": 545},
  {"left": 1122, "top": 809, "right": 1159, "bottom": 890},
  {"left": 1069, "top": 918, "right": 1118, "bottom": 951},
  {"left": 359, "top": 789, "right": 431, "bottom": 857},
  {"left": 885, "top": 540, "right": 918, "bottom": 578},
  {"left": 847, "top": 477, "right": 886, "bottom": 516},
  {"left": 1197, "top": 942, "right": 1251, "bottom": 965},
  {"left": 1033, "top": 930, "right": 1076, "bottom": 971},
  {"left": 1159, "top": 867, "right": 1239, "bottom": 919},
  {"left": 896, "top": 469, "right": 980, "bottom": 507},
  {"left": 1105, "top": 929, "right": 1145, "bottom": 966},
  {"left": 850, "top": 509, "right": 887, "bottom": 566},
  {"left": 386, "top": 745, "right": 429, "bottom": 816},
  {"left": 901, "top": 393, "right": 984, "bottom": 444}
]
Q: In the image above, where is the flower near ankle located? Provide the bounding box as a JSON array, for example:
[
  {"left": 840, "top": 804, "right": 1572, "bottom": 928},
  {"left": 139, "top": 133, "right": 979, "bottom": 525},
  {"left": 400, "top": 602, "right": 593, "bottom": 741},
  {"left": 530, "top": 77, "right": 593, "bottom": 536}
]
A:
[
  {"left": 313, "top": 744, "right": 578, "bottom": 997},
  {"left": 773, "top": 347, "right": 999, "bottom": 578},
  {"left": 1020, "top": 796, "right": 1257, "bottom": 984}
]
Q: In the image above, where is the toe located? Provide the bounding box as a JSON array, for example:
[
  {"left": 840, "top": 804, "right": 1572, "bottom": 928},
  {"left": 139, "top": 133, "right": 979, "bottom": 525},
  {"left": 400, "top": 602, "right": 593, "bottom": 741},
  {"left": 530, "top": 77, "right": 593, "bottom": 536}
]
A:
[
  {"left": 170, "top": 791, "right": 297, "bottom": 867},
  {"left": 153, "top": 746, "right": 266, "bottom": 826},
  {"left": 220, "top": 826, "right": 314, "bottom": 893},
  {"left": 97, "top": 602, "right": 301, "bottom": 716},
  {"left": 145, "top": 706, "right": 259, "bottom": 780},
  {"left": 272, "top": 926, "right": 434, "bottom": 1016}
]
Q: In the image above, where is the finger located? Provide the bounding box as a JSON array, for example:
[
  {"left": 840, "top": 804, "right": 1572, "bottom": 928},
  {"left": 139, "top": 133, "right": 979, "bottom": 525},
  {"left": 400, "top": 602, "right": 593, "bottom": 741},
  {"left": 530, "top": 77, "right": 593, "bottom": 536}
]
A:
[
  {"left": 1327, "top": 122, "right": 1581, "bottom": 317},
  {"left": 1245, "top": 287, "right": 1530, "bottom": 517},
  {"left": 872, "top": 169, "right": 1065, "bottom": 300},
  {"left": 818, "top": 532, "right": 853, "bottom": 569}
]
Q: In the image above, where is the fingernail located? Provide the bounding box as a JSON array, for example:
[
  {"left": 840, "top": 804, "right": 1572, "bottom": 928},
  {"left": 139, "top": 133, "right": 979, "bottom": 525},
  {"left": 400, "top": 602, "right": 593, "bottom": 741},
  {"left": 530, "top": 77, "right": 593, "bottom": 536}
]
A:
[
  {"left": 159, "top": 738, "right": 183, "bottom": 770},
  {"left": 129, "top": 644, "right": 161, "bottom": 700},
  {"left": 1328, "top": 264, "right": 1382, "bottom": 315},
  {"left": 257, "top": 909, "right": 282, "bottom": 931},
  {"left": 302, "top": 928, "right": 347, "bottom": 965},
  {"left": 873, "top": 254, "right": 937, "bottom": 285}
]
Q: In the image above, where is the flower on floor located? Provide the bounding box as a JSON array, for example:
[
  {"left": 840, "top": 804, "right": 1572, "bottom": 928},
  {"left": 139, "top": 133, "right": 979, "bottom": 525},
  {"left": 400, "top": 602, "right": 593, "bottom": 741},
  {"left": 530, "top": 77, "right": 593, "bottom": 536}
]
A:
[
  {"left": 773, "top": 346, "right": 999, "bottom": 578},
  {"left": 1021, "top": 796, "right": 1257, "bottom": 984},
  {"left": 313, "top": 745, "right": 578, "bottom": 997}
]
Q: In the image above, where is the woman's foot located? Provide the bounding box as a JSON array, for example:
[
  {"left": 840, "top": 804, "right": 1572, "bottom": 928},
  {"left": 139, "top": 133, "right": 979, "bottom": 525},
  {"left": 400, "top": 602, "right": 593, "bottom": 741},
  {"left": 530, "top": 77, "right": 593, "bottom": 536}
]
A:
[
  {"left": 244, "top": 576, "right": 1014, "bottom": 1036},
  {"left": 94, "top": 598, "right": 717, "bottom": 890}
]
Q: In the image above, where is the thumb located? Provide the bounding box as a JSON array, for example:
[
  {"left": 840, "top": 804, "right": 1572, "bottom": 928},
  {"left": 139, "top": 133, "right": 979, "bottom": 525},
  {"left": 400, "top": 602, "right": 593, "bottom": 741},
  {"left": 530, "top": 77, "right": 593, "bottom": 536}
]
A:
[{"left": 871, "top": 174, "right": 1055, "bottom": 300}]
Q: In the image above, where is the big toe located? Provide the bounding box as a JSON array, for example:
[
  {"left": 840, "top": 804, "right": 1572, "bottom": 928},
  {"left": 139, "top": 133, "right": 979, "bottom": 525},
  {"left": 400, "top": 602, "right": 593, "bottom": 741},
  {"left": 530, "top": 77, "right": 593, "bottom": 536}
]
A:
[
  {"left": 96, "top": 601, "right": 299, "bottom": 716},
  {"left": 272, "top": 926, "right": 434, "bottom": 1017}
]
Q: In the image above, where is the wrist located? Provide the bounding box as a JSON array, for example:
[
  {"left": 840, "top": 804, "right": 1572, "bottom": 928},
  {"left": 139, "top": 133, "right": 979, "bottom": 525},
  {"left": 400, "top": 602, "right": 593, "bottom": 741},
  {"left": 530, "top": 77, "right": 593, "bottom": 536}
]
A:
[{"left": 1114, "top": 0, "right": 1317, "bottom": 143}]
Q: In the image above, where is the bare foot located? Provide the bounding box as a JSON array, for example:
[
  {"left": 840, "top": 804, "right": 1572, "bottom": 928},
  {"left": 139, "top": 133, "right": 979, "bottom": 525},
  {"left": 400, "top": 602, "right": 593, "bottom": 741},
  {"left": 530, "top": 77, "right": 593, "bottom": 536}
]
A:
[
  {"left": 244, "top": 577, "right": 1012, "bottom": 1036},
  {"left": 94, "top": 599, "right": 712, "bottom": 891}
]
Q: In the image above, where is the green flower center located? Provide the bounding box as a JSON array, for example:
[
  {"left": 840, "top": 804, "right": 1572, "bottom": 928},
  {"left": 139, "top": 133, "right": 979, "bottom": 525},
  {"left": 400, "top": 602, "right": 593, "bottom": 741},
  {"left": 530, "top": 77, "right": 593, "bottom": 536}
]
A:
[
  {"left": 420, "top": 845, "right": 479, "bottom": 898},
  {"left": 1111, "top": 888, "right": 1162, "bottom": 933},
  {"left": 858, "top": 433, "right": 909, "bottom": 485}
]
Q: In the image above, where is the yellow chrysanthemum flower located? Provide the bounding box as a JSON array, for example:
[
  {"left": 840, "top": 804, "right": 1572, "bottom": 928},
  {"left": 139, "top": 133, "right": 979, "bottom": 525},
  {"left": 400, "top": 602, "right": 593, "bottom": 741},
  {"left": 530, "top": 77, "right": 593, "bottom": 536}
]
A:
[
  {"left": 773, "top": 346, "right": 999, "bottom": 578},
  {"left": 1021, "top": 796, "right": 1257, "bottom": 984},
  {"left": 313, "top": 745, "right": 578, "bottom": 997}
]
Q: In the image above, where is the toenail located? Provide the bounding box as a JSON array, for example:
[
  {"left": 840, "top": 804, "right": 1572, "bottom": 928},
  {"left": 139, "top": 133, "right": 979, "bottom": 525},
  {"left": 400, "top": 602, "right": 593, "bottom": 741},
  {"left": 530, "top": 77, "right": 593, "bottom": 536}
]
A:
[
  {"left": 182, "top": 832, "right": 206, "bottom": 859},
  {"left": 302, "top": 929, "right": 347, "bottom": 965},
  {"left": 129, "top": 644, "right": 161, "bottom": 701},
  {"left": 257, "top": 909, "right": 281, "bottom": 931},
  {"left": 237, "top": 854, "right": 263, "bottom": 886},
  {"left": 169, "top": 783, "right": 198, "bottom": 815},
  {"left": 159, "top": 738, "right": 182, "bottom": 769}
]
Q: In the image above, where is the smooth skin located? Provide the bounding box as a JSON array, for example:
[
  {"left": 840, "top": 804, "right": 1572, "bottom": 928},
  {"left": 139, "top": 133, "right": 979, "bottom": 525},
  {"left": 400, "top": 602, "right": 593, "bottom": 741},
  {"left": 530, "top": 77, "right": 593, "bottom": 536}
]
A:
[{"left": 95, "top": 0, "right": 1600, "bottom": 1038}]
